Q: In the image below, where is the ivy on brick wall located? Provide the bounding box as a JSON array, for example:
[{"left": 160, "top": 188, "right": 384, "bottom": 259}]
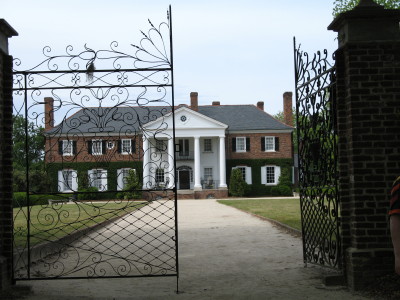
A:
[{"left": 226, "top": 158, "right": 293, "bottom": 197}]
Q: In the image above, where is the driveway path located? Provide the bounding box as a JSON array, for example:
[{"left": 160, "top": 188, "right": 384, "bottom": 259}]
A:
[{"left": 13, "top": 199, "right": 370, "bottom": 299}]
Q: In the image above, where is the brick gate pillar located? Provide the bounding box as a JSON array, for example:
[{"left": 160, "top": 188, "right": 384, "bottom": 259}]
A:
[
  {"left": 0, "top": 19, "right": 18, "bottom": 291},
  {"left": 328, "top": 0, "right": 400, "bottom": 290}
]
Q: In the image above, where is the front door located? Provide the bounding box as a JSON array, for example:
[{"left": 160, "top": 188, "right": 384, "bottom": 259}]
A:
[{"left": 179, "top": 170, "right": 190, "bottom": 189}]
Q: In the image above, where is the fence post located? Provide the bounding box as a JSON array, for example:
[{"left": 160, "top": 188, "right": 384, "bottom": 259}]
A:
[
  {"left": 328, "top": 0, "right": 400, "bottom": 290},
  {"left": 0, "top": 19, "right": 18, "bottom": 291}
]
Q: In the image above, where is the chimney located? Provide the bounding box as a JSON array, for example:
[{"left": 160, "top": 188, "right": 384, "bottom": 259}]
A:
[
  {"left": 257, "top": 101, "right": 264, "bottom": 111},
  {"left": 44, "top": 97, "right": 54, "bottom": 131},
  {"left": 190, "top": 92, "right": 198, "bottom": 111},
  {"left": 212, "top": 101, "right": 220, "bottom": 106},
  {"left": 283, "top": 92, "right": 293, "bottom": 126}
]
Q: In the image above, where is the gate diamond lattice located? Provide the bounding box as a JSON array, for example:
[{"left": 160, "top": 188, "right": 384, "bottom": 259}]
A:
[
  {"left": 12, "top": 7, "right": 178, "bottom": 280},
  {"left": 294, "top": 39, "right": 341, "bottom": 270}
]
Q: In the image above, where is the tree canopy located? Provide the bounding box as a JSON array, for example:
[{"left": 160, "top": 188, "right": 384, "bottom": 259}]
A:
[{"left": 333, "top": 0, "right": 400, "bottom": 16}]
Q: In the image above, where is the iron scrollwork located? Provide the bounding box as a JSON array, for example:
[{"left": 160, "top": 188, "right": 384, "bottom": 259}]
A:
[
  {"left": 294, "top": 39, "right": 340, "bottom": 270},
  {"left": 13, "top": 7, "right": 178, "bottom": 280}
]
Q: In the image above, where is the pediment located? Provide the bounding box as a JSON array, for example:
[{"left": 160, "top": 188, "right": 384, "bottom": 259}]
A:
[{"left": 143, "top": 106, "right": 228, "bottom": 131}]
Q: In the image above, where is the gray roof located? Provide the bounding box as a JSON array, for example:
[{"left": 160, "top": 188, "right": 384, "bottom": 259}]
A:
[
  {"left": 47, "top": 105, "right": 292, "bottom": 135},
  {"left": 198, "top": 105, "right": 292, "bottom": 131}
]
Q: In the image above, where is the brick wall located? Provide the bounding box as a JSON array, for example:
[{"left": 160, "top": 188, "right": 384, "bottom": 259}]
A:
[
  {"left": 0, "top": 52, "right": 14, "bottom": 290},
  {"left": 45, "top": 136, "right": 143, "bottom": 163},
  {"left": 226, "top": 132, "right": 292, "bottom": 160},
  {"left": 329, "top": 2, "right": 400, "bottom": 290}
]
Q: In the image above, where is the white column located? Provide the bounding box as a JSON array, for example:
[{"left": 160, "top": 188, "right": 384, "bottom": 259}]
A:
[
  {"left": 219, "top": 136, "right": 227, "bottom": 188},
  {"left": 194, "top": 136, "right": 202, "bottom": 190},
  {"left": 142, "top": 137, "right": 150, "bottom": 189},
  {"left": 168, "top": 138, "right": 175, "bottom": 189}
]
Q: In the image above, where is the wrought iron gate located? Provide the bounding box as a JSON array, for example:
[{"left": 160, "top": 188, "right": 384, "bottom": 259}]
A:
[
  {"left": 294, "top": 39, "right": 341, "bottom": 270},
  {"left": 12, "top": 7, "right": 178, "bottom": 280}
]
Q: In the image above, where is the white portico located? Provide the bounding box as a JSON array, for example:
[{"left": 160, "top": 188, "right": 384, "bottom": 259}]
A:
[{"left": 142, "top": 106, "right": 228, "bottom": 192}]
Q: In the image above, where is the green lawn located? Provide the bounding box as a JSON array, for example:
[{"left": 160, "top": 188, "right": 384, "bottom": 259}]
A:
[
  {"left": 218, "top": 198, "right": 301, "bottom": 231},
  {"left": 13, "top": 201, "right": 146, "bottom": 249}
]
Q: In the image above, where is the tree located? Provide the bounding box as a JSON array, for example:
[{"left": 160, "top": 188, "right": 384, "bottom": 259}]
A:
[
  {"left": 12, "top": 115, "right": 47, "bottom": 192},
  {"left": 118, "top": 170, "right": 141, "bottom": 200},
  {"left": 229, "top": 168, "right": 248, "bottom": 197},
  {"left": 274, "top": 108, "right": 298, "bottom": 153},
  {"left": 333, "top": 0, "right": 400, "bottom": 16}
]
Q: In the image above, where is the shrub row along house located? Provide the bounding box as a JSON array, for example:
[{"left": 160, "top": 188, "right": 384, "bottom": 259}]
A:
[{"left": 44, "top": 92, "right": 294, "bottom": 199}]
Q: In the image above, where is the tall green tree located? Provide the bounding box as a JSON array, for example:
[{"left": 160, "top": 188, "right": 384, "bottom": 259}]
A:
[
  {"left": 13, "top": 115, "right": 47, "bottom": 192},
  {"left": 333, "top": 0, "right": 400, "bottom": 16}
]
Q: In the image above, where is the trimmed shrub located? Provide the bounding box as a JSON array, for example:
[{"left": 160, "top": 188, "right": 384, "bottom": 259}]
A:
[
  {"left": 229, "top": 168, "right": 249, "bottom": 197},
  {"left": 78, "top": 187, "right": 99, "bottom": 200},
  {"left": 117, "top": 170, "right": 142, "bottom": 200}
]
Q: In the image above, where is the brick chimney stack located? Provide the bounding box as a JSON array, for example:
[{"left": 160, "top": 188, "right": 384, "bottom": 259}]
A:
[
  {"left": 44, "top": 97, "right": 54, "bottom": 131},
  {"left": 283, "top": 92, "right": 293, "bottom": 126},
  {"left": 212, "top": 101, "right": 220, "bottom": 106},
  {"left": 190, "top": 92, "right": 198, "bottom": 112},
  {"left": 257, "top": 101, "right": 264, "bottom": 111}
]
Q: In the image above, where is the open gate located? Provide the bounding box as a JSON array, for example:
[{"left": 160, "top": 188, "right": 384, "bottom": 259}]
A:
[
  {"left": 12, "top": 7, "right": 178, "bottom": 281},
  {"left": 294, "top": 39, "right": 341, "bottom": 270}
]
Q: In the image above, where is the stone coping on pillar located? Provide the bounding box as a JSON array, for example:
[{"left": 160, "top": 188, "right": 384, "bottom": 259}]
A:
[
  {"left": 0, "top": 19, "right": 18, "bottom": 55},
  {"left": 328, "top": 0, "right": 400, "bottom": 47}
]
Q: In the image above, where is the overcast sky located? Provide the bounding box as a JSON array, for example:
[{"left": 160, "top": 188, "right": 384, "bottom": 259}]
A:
[{"left": 1, "top": 0, "right": 338, "bottom": 115}]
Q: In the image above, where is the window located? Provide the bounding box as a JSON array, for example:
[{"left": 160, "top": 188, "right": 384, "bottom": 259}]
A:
[
  {"left": 58, "top": 169, "right": 77, "bottom": 192},
  {"left": 62, "top": 140, "right": 73, "bottom": 156},
  {"left": 232, "top": 166, "right": 252, "bottom": 184},
  {"left": 266, "top": 166, "right": 275, "bottom": 184},
  {"left": 204, "top": 139, "right": 212, "bottom": 152},
  {"left": 265, "top": 137, "right": 275, "bottom": 151},
  {"left": 117, "top": 168, "right": 134, "bottom": 190},
  {"left": 121, "top": 139, "right": 132, "bottom": 154},
  {"left": 156, "top": 168, "right": 165, "bottom": 184},
  {"left": 233, "top": 137, "right": 250, "bottom": 152},
  {"left": 236, "top": 137, "right": 246, "bottom": 152},
  {"left": 261, "top": 165, "right": 281, "bottom": 185},
  {"left": 92, "top": 140, "right": 103, "bottom": 155},
  {"left": 156, "top": 140, "right": 166, "bottom": 152},
  {"left": 88, "top": 169, "right": 108, "bottom": 191},
  {"left": 179, "top": 139, "right": 189, "bottom": 156},
  {"left": 204, "top": 167, "right": 213, "bottom": 180},
  {"left": 261, "top": 136, "right": 279, "bottom": 152},
  {"left": 59, "top": 140, "right": 75, "bottom": 156}
]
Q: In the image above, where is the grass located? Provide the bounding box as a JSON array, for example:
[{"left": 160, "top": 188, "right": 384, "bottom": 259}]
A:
[
  {"left": 13, "top": 200, "right": 146, "bottom": 249},
  {"left": 218, "top": 198, "right": 301, "bottom": 231}
]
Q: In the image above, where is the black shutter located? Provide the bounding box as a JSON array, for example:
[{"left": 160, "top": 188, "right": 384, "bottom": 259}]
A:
[
  {"left": 102, "top": 141, "right": 106, "bottom": 154},
  {"left": 246, "top": 137, "right": 250, "bottom": 152},
  {"left": 275, "top": 137, "right": 279, "bottom": 151},
  {"left": 131, "top": 139, "right": 136, "bottom": 153},
  {"left": 58, "top": 141, "right": 63, "bottom": 155},
  {"left": 117, "top": 140, "right": 122, "bottom": 153},
  {"left": 72, "top": 141, "right": 77, "bottom": 155},
  {"left": 261, "top": 137, "right": 265, "bottom": 151},
  {"left": 88, "top": 141, "right": 92, "bottom": 155},
  {"left": 185, "top": 139, "right": 189, "bottom": 156},
  {"left": 179, "top": 140, "right": 183, "bottom": 154},
  {"left": 232, "top": 138, "right": 236, "bottom": 152}
]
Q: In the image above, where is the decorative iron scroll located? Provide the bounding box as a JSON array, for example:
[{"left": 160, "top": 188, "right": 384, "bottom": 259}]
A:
[
  {"left": 294, "top": 39, "right": 341, "bottom": 270},
  {"left": 13, "top": 7, "right": 178, "bottom": 280}
]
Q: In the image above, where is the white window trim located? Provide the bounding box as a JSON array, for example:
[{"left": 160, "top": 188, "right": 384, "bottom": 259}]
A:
[
  {"left": 58, "top": 169, "right": 78, "bottom": 192},
  {"left": 117, "top": 168, "right": 133, "bottom": 191},
  {"left": 88, "top": 169, "right": 108, "bottom": 191},
  {"left": 121, "top": 139, "right": 132, "bottom": 155},
  {"left": 155, "top": 168, "right": 165, "bottom": 184},
  {"left": 204, "top": 167, "right": 213, "bottom": 181},
  {"left": 92, "top": 139, "right": 103, "bottom": 155},
  {"left": 232, "top": 166, "right": 252, "bottom": 185},
  {"left": 236, "top": 137, "right": 246, "bottom": 152},
  {"left": 62, "top": 140, "right": 73, "bottom": 156},
  {"left": 264, "top": 136, "right": 275, "bottom": 152},
  {"left": 261, "top": 165, "right": 281, "bottom": 186},
  {"left": 203, "top": 138, "right": 212, "bottom": 152}
]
